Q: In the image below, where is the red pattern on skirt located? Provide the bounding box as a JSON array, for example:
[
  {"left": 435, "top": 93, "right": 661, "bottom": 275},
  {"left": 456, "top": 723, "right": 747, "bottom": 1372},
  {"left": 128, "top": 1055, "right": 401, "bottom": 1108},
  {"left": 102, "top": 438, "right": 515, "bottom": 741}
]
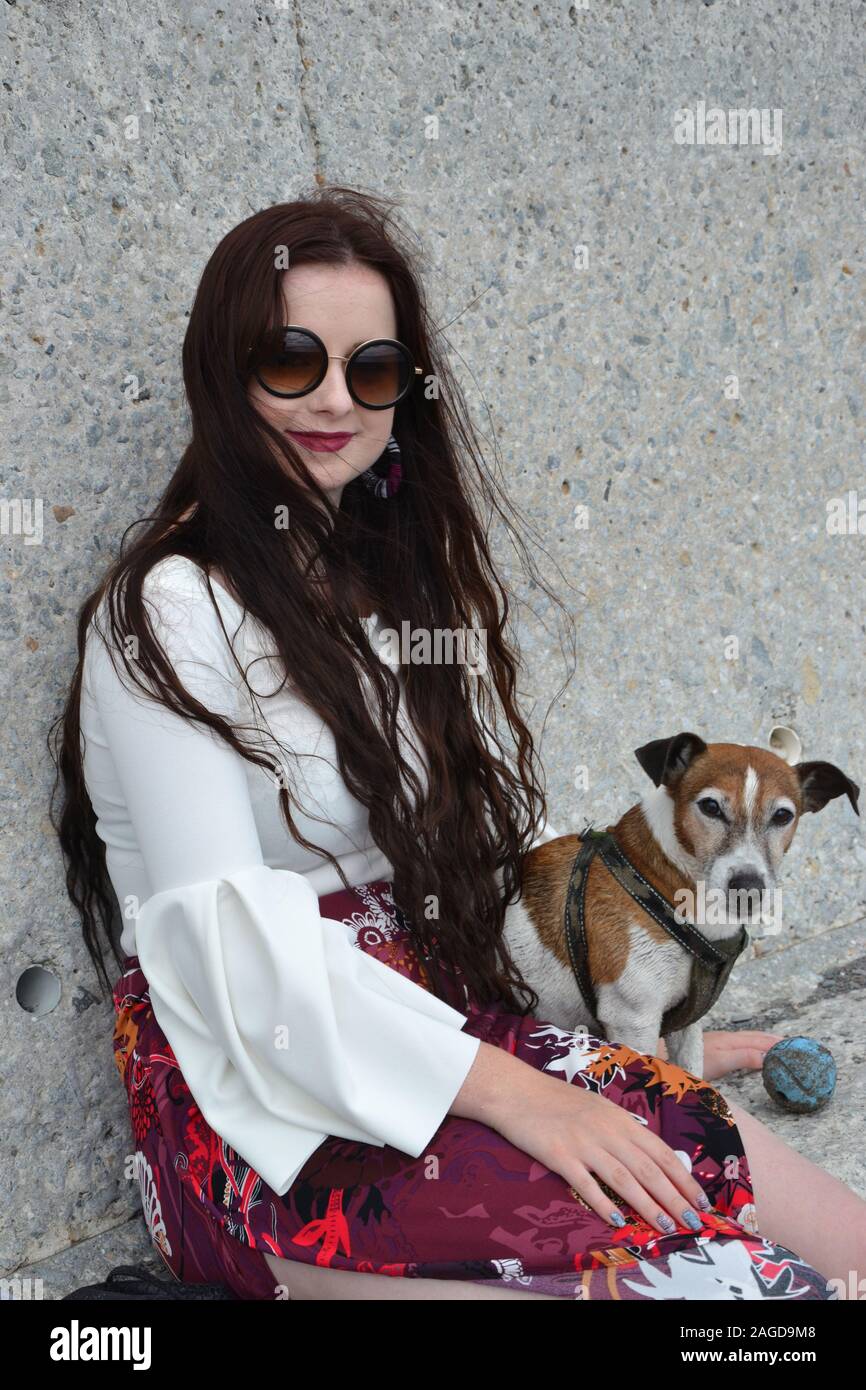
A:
[{"left": 111, "top": 879, "right": 834, "bottom": 1300}]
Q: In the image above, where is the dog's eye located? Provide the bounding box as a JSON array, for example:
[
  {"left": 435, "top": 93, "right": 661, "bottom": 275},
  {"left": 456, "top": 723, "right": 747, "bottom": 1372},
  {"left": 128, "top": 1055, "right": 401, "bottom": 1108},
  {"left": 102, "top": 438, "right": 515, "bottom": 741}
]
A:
[
  {"left": 697, "top": 797, "right": 723, "bottom": 819},
  {"left": 771, "top": 807, "right": 795, "bottom": 826}
]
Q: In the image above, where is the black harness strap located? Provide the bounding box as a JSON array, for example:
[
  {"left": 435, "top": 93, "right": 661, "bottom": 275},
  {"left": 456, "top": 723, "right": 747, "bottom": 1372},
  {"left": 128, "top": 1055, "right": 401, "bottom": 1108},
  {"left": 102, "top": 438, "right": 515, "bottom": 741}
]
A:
[{"left": 563, "top": 827, "right": 749, "bottom": 1035}]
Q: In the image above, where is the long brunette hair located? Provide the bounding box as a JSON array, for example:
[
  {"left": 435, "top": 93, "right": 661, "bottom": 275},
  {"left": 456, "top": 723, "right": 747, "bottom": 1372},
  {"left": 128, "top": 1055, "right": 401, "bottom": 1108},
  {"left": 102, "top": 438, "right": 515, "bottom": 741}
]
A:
[{"left": 49, "top": 185, "right": 574, "bottom": 1009}]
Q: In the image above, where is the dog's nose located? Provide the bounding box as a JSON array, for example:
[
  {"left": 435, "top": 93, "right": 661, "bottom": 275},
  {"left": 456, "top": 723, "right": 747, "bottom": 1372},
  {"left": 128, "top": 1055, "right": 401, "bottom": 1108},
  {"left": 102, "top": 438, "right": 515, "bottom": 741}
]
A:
[{"left": 727, "top": 870, "right": 766, "bottom": 893}]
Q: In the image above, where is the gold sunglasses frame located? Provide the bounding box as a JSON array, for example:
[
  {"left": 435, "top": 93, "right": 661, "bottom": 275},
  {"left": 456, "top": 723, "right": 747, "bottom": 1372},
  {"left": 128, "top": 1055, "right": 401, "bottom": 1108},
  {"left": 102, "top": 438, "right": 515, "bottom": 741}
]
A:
[{"left": 246, "top": 326, "right": 423, "bottom": 411}]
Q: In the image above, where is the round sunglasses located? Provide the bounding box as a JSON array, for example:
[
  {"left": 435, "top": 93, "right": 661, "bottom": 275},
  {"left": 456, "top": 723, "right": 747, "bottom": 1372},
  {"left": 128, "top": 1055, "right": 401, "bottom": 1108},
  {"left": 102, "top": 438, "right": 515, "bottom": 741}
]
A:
[{"left": 247, "top": 325, "right": 422, "bottom": 411}]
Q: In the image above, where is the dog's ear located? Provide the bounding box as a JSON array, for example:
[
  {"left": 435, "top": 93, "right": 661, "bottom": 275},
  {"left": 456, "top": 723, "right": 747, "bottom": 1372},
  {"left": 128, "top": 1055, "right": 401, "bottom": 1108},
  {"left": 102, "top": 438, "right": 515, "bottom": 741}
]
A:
[
  {"left": 795, "top": 761, "right": 860, "bottom": 817},
  {"left": 634, "top": 732, "right": 708, "bottom": 788}
]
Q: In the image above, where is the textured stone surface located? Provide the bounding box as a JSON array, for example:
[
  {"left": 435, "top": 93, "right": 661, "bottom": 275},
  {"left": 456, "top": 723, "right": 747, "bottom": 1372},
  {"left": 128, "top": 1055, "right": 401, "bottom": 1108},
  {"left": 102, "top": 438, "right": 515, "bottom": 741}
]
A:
[
  {"left": 710, "top": 987, "right": 866, "bottom": 1200},
  {"left": 2, "top": 0, "right": 864, "bottom": 1283},
  {"left": 7, "top": 1214, "right": 165, "bottom": 1302}
]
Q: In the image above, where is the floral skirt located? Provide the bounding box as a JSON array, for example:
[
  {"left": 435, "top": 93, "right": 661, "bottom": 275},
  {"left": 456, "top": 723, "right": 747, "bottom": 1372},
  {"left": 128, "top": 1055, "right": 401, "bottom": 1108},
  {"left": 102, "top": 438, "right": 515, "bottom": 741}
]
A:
[{"left": 111, "top": 879, "right": 834, "bottom": 1301}]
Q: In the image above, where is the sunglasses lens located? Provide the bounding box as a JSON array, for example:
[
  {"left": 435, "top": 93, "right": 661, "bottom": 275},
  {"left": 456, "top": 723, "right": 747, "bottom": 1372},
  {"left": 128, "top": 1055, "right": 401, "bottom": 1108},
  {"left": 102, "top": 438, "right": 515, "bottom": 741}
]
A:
[
  {"left": 252, "top": 329, "right": 323, "bottom": 395},
  {"left": 349, "top": 342, "right": 412, "bottom": 407}
]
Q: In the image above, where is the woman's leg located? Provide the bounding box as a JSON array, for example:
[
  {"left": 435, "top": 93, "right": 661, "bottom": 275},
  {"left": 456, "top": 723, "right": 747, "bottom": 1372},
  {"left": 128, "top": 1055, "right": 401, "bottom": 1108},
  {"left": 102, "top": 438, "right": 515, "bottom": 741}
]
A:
[
  {"left": 261, "top": 1252, "right": 558, "bottom": 1300},
  {"left": 261, "top": 1097, "right": 866, "bottom": 1302},
  {"left": 261, "top": 1097, "right": 865, "bottom": 1302},
  {"left": 726, "top": 1095, "right": 866, "bottom": 1285}
]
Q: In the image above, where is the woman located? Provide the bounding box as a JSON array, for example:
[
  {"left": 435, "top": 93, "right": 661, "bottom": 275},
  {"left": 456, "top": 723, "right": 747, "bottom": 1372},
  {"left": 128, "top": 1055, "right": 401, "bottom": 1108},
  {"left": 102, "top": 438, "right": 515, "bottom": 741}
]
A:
[{"left": 51, "top": 187, "right": 865, "bottom": 1301}]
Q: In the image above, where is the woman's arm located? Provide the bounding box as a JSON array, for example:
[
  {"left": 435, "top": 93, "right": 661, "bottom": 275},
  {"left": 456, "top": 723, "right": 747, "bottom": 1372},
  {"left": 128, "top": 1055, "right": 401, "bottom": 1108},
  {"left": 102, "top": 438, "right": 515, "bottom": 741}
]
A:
[{"left": 448, "top": 1033, "right": 715, "bottom": 1235}]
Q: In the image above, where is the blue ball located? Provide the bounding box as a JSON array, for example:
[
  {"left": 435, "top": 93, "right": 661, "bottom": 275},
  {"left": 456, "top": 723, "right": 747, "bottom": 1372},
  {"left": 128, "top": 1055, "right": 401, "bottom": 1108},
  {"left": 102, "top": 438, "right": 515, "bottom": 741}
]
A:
[{"left": 762, "top": 1036, "right": 836, "bottom": 1114}]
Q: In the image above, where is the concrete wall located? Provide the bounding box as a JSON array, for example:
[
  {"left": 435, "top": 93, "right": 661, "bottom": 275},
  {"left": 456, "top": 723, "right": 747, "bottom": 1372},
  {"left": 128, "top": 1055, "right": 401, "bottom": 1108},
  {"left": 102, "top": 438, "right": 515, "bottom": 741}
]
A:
[{"left": 2, "top": 0, "right": 864, "bottom": 1289}]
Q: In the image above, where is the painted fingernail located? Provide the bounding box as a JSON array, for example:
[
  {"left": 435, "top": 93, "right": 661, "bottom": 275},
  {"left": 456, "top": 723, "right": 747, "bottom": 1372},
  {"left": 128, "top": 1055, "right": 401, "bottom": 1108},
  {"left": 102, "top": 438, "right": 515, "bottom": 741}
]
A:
[
  {"left": 682, "top": 1209, "right": 703, "bottom": 1231},
  {"left": 657, "top": 1212, "right": 676, "bottom": 1233},
  {"left": 609, "top": 1209, "right": 627, "bottom": 1228},
  {"left": 695, "top": 1192, "right": 713, "bottom": 1212}
]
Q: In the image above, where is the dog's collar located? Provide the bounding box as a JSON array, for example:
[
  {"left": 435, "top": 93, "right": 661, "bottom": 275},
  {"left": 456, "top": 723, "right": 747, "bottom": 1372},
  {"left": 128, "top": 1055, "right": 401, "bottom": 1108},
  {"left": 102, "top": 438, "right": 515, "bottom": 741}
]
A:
[{"left": 563, "top": 826, "right": 749, "bottom": 1035}]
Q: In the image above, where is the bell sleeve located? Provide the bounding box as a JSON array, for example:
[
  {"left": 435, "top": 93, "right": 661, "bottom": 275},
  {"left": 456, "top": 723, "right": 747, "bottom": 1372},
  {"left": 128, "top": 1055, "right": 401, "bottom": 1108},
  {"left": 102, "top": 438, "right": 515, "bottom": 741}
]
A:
[{"left": 83, "top": 558, "right": 480, "bottom": 1196}]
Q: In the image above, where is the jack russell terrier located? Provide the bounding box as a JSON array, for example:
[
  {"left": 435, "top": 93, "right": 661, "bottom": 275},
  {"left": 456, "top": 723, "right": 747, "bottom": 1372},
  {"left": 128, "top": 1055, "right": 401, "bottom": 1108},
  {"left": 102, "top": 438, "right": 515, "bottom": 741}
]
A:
[{"left": 504, "top": 732, "right": 859, "bottom": 1079}]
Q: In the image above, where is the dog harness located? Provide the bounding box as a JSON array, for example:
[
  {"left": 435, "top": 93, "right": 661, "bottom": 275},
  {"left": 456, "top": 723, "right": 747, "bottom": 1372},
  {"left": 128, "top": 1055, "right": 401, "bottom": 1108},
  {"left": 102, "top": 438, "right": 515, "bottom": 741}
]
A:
[{"left": 563, "top": 827, "right": 749, "bottom": 1036}]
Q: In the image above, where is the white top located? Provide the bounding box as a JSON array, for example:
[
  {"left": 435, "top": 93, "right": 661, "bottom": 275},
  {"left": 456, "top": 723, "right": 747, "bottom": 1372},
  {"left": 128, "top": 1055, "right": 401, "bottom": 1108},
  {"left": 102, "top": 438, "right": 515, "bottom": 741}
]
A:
[{"left": 80, "top": 554, "right": 556, "bottom": 1195}]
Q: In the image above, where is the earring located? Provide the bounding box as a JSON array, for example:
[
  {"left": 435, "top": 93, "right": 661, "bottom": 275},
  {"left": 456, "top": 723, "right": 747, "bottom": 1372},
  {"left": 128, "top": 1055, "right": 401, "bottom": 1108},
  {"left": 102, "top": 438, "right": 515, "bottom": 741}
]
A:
[{"left": 359, "top": 433, "right": 403, "bottom": 498}]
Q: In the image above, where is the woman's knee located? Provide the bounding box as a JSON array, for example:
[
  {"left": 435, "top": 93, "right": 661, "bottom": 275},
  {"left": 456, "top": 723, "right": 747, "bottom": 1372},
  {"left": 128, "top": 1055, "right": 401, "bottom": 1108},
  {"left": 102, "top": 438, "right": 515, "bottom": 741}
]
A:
[{"left": 646, "top": 1236, "right": 834, "bottom": 1301}]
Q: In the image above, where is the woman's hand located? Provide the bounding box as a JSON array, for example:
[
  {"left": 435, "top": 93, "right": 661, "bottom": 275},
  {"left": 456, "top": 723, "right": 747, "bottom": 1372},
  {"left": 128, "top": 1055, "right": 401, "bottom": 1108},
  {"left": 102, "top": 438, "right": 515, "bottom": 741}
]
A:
[
  {"left": 655, "top": 1030, "right": 784, "bottom": 1080},
  {"left": 451, "top": 1041, "right": 713, "bottom": 1235}
]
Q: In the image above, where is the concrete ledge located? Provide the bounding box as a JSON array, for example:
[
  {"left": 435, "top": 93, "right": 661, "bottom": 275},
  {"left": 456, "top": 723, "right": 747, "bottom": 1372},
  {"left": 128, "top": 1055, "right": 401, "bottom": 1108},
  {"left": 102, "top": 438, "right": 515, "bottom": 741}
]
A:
[
  {"left": 706, "top": 920, "right": 866, "bottom": 1196},
  {"left": 5, "top": 1214, "right": 162, "bottom": 1302}
]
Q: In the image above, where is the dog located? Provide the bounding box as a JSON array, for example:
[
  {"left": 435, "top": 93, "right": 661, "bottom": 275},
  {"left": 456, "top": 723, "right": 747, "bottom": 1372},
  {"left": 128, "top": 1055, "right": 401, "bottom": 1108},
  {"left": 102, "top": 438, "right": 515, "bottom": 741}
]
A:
[{"left": 504, "top": 732, "right": 859, "bottom": 1078}]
